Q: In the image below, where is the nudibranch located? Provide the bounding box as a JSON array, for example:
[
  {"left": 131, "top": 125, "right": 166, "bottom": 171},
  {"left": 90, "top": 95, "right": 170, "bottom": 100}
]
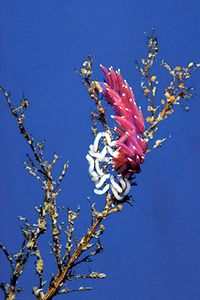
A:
[
  {"left": 86, "top": 65, "right": 148, "bottom": 200},
  {"left": 99, "top": 65, "right": 148, "bottom": 178}
]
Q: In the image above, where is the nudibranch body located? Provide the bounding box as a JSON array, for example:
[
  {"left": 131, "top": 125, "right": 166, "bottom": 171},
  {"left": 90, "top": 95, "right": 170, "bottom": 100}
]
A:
[
  {"left": 86, "top": 65, "right": 148, "bottom": 200},
  {"left": 100, "top": 65, "right": 148, "bottom": 179}
]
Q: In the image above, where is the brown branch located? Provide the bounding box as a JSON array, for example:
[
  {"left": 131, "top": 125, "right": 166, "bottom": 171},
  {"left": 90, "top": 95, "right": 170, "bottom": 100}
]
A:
[
  {"left": 144, "top": 101, "right": 173, "bottom": 138},
  {"left": 43, "top": 195, "right": 121, "bottom": 300},
  {"left": 143, "top": 63, "right": 198, "bottom": 140},
  {"left": 4, "top": 184, "right": 50, "bottom": 300},
  {"left": 89, "top": 83, "right": 111, "bottom": 134},
  {"left": 0, "top": 86, "right": 58, "bottom": 299},
  {"left": 0, "top": 86, "right": 47, "bottom": 175},
  {"left": 79, "top": 56, "right": 112, "bottom": 137},
  {"left": 47, "top": 166, "right": 62, "bottom": 271}
]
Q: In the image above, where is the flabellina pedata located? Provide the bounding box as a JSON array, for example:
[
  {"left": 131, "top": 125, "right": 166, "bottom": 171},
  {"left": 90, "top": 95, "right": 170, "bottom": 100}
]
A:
[
  {"left": 99, "top": 65, "right": 148, "bottom": 179},
  {"left": 86, "top": 65, "right": 148, "bottom": 200}
]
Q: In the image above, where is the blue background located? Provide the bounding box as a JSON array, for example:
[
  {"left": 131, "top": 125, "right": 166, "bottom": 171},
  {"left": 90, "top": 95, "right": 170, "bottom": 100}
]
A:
[{"left": 0, "top": 1, "right": 200, "bottom": 299}]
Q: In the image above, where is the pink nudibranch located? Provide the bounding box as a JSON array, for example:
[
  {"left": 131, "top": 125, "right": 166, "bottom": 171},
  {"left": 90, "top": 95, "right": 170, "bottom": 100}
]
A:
[{"left": 99, "top": 65, "right": 148, "bottom": 178}]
